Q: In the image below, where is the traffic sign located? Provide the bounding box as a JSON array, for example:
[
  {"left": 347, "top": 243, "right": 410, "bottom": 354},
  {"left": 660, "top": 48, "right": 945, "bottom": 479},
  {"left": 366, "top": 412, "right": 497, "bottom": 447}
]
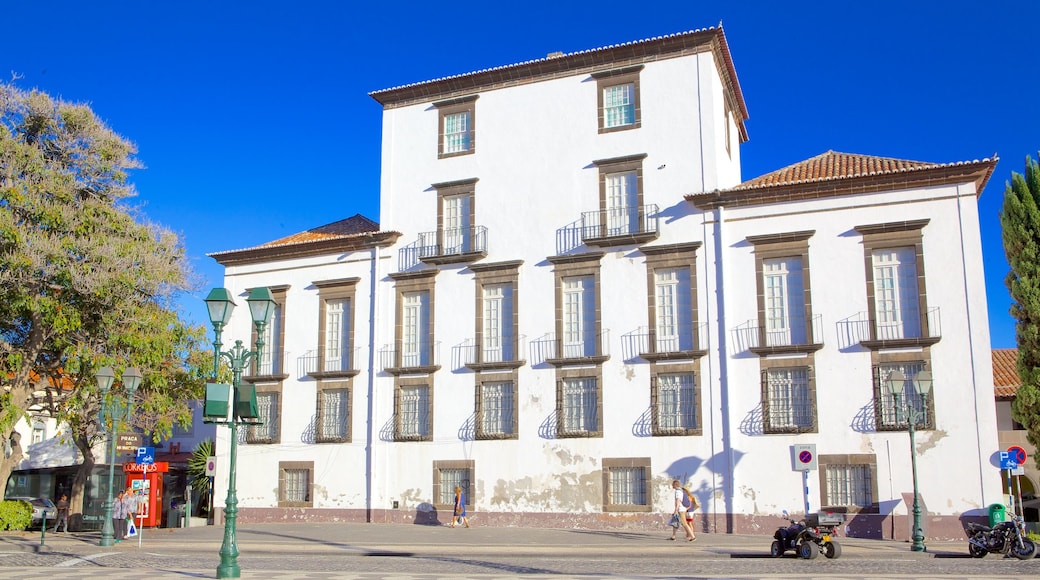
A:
[
  {"left": 135, "top": 446, "right": 155, "bottom": 465},
  {"left": 792, "top": 444, "right": 817, "bottom": 471},
  {"left": 205, "top": 456, "right": 217, "bottom": 477},
  {"left": 999, "top": 451, "right": 1018, "bottom": 470},
  {"left": 1008, "top": 446, "right": 1027, "bottom": 466}
]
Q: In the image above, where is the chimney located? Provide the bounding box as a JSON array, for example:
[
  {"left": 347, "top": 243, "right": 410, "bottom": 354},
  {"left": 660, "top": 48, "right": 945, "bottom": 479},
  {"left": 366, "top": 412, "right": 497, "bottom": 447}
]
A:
[{"left": 546, "top": 51, "right": 564, "bottom": 59}]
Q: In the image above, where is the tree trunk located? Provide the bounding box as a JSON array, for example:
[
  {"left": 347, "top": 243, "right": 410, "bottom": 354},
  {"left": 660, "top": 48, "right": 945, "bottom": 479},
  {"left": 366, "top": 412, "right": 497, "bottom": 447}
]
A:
[
  {"left": 70, "top": 432, "right": 96, "bottom": 532},
  {"left": 0, "top": 431, "right": 24, "bottom": 498}
]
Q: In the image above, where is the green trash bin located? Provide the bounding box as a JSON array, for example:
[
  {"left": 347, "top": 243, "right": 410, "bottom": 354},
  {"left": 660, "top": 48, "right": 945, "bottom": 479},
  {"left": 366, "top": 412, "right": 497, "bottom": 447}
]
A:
[{"left": 988, "top": 503, "right": 1006, "bottom": 526}]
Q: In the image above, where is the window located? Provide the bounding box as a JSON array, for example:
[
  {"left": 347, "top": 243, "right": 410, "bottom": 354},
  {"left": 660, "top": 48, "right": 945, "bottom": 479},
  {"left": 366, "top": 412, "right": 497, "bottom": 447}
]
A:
[
  {"left": 642, "top": 242, "right": 703, "bottom": 359},
  {"left": 470, "top": 261, "right": 522, "bottom": 369},
  {"left": 435, "top": 95, "right": 477, "bottom": 158},
  {"left": 818, "top": 454, "right": 878, "bottom": 512},
  {"left": 312, "top": 278, "right": 359, "bottom": 377},
  {"left": 762, "top": 366, "right": 815, "bottom": 433},
  {"left": 278, "top": 461, "right": 313, "bottom": 507},
  {"left": 652, "top": 372, "right": 698, "bottom": 434},
  {"left": 402, "top": 291, "right": 431, "bottom": 367},
  {"left": 872, "top": 248, "right": 920, "bottom": 340},
  {"left": 482, "top": 284, "right": 510, "bottom": 362},
  {"left": 31, "top": 420, "right": 46, "bottom": 444},
  {"left": 476, "top": 377, "right": 517, "bottom": 439},
  {"left": 433, "top": 460, "right": 474, "bottom": 510},
  {"left": 557, "top": 376, "right": 601, "bottom": 437},
  {"left": 854, "top": 220, "right": 935, "bottom": 347},
  {"left": 563, "top": 276, "right": 596, "bottom": 358},
  {"left": 251, "top": 286, "right": 288, "bottom": 377},
  {"left": 605, "top": 171, "right": 638, "bottom": 236},
  {"left": 316, "top": 384, "right": 350, "bottom": 443},
  {"left": 602, "top": 458, "right": 651, "bottom": 512},
  {"left": 874, "top": 361, "right": 933, "bottom": 430},
  {"left": 593, "top": 65, "right": 642, "bottom": 133},
  {"left": 587, "top": 154, "right": 652, "bottom": 245},
  {"left": 324, "top": 298, "right": 350, "bottom": 370},
  {"left": 746, "top": 232, "right": 817, "bottom": 354},
  {"left": 395, "top": 382, "right": 431, "bottom": 441},
  {"left": 247, "top": 389, "right": 280, "bottom": 443}
]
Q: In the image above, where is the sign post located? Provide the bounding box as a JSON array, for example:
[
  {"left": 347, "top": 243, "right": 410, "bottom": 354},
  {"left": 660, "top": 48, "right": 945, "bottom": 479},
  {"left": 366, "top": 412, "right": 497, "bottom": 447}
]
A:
[
  {"left": 135, "top": 447, "right": 155, "bottom": 548},
  {"left": 792, "top": 444, "right": 817, "bottom": 516}
]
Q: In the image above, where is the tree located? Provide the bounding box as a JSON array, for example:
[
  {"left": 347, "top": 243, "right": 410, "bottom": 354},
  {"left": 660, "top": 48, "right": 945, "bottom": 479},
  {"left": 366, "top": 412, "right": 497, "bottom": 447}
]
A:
[
  {"left": 0, "top": 82, "right": 208, "bottom": 517},
  {"left": 1000, "top": 154, "right": 1040, "bottom": 469}
]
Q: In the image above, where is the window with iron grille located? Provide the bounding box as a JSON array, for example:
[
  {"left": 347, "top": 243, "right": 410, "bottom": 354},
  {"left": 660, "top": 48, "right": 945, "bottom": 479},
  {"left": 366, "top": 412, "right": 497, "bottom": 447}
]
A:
[
  {"left": 432, "top": 460, "right": 474, "bottom": 510},
  {"left": 278, "top": 461, "right": 313, "bottom": 507},
  {"left": 247, "top": 391, "right": 279, "bottom": 443},
  {"left": 558, "top": 377, "right": 599, "bottom": 436},
  {"left": 874, "top": 362, "right": 932, "bottom": 430},
  {"left": 823, "top": 463, "right": 873, "bottom": 508},
  {"left": 477, "top": 380, "right": 515, "bottom": 438},
  {"left": 316, "top": 387, "right": 349, "bottom": 442},
  {"left": 652, "top": 373, "right": 697, "bottom": 434},
  {"left": 762, "top": 366, "right": 815, "bottom": 433},
  {"left": 396, "top": 384, "right": 430, "bottom": 440},
  {"left": 602, "top": 457, "right": 652, "bottom": 512}
]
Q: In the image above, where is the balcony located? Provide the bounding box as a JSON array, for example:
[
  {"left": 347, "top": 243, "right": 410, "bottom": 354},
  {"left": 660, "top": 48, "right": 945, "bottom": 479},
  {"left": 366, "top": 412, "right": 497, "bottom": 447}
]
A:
[
  {"left": 580, "top": 204, "right": 659, "bottom": 247},
  {"left": 380, "top": 342, "right": 441, "bottom": 375},
  {"left": 837, "top": 307, "right": 941, "bottom": 350},
  {"left": 622, "top": 322, "right": 708, "bottom": 362},
  {"left": 456, "top": 335, "right": 527, "bottom": 371},
  {"left": 413, "top": 225, "right": 488, "bottom": 265},
  {"left": 732, "top": 314, "right": 824, "bottom": 355},
  {"left": 243, "top": 349, "right": 291, "bottom": 383},
  {"left": 299, "top": 346, "right": 362, "bottom": 379},
  {"left": 531, "top": 331, "right": 611, "bottom": 367}
]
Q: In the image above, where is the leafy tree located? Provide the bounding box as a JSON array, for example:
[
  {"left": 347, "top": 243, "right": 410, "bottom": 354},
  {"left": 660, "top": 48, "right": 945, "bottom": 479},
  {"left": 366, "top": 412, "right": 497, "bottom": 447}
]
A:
[
  {"left": 187, "top": 438, "right": 214, "bottom": 517},
  {"left": 0, "top": 82, "right": 209, "bottom": 519},
  {"left": 1000, "top": 154, "right": 1040, "bottom": 468}
]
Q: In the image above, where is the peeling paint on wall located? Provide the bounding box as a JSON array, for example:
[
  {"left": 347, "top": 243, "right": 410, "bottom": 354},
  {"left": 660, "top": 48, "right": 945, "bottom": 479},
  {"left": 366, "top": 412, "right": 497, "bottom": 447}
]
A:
[{"left": 916, "top": 429, "right": 946, "bottom": 453}]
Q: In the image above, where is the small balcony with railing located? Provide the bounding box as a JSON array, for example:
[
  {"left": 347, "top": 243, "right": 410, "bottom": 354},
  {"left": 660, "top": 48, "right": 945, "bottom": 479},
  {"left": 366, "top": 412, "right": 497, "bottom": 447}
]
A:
[
  {"left": 732, "top": 314, "right": 824, "bottom": 355},
  {"left": 837, "top": 307, "right": 941, "bottom": 350},
  {"left": 456, "top": 335, "right": 527, "bottom": 371},
  {"left": 580, "top": 204, "right": 659, "bottom": 247},
  {"left": 531, "top": 331, "right": 610, "bottom": 367},
  {"left": 299, "top": 346, "right": 362, "bottom": 379},
  {"left": 243, "top": 349, "right": 291, "bottom": 383},
  {"left": 622, "top": 322, "right": 708, "bottom": 362},
  {"left": 379, "top": 341, "right": 441, "bottom": 375},
  {"left": 408, "top": 225, "right": 488, "bottom": 266}
]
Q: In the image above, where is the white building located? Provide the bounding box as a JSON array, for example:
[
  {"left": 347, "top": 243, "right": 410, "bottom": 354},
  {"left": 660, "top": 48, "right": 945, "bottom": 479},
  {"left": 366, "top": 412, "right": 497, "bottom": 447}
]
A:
[{"left": 209, "top": 26, "right": 1001, "bottom": 540}]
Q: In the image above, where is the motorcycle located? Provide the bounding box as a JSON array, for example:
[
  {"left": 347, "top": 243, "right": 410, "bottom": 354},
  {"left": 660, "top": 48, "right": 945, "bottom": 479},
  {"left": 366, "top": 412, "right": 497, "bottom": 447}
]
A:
[
  {"left": 966, "top": 513, "right": 1037, "bottom": 560},
  {"left": 770, "top": 510, "right": 843, "bottom": 559}
]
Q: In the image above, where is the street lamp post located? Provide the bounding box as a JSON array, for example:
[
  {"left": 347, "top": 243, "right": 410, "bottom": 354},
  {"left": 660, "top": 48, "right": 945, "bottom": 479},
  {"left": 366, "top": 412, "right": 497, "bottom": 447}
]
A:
[
  {"left": 205, "top": 287, "right": 275, "bottom": 579},
  {"left": 886, "top": 369, "right": 933, "bottom": 553},
  {"left": 95, "top": 366, "right": 143, "bottom": 547}
]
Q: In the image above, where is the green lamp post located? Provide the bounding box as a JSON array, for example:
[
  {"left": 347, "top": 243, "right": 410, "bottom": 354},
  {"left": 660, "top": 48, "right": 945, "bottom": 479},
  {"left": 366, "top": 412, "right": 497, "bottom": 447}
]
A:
[
  {"left": 96, "top": 365, "right": 143, "bottom": 547},
  {"left": 204, "top": 287, "right": 275, "bottom": 579},
  {"left": 886, "top": 369, "right": 933, "bottom": 553}
]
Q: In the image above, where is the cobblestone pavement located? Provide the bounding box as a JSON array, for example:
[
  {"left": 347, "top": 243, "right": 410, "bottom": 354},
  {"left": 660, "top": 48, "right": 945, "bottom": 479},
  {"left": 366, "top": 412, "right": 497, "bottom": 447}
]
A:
[{"left": 1, "top": 522, "right": 1038, "bottom": 579}]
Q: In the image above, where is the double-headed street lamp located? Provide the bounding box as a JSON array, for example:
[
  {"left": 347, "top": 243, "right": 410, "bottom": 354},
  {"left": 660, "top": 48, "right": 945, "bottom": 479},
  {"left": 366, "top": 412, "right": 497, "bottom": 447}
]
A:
[
  {"left": 886, "top": 369, "right": 933, "bottom": 553},
  {"left": 204, "top": 287, "right": 275, "bottom": 579},
  {"left": 95, "top": 365, "right": 143, "bottom": 547}
]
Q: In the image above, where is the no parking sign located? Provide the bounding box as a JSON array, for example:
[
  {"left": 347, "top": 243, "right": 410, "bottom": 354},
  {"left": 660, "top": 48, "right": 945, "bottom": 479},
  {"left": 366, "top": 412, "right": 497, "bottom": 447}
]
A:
[{"left": 792, "top": 444, "right": 818, "bottom": 471}]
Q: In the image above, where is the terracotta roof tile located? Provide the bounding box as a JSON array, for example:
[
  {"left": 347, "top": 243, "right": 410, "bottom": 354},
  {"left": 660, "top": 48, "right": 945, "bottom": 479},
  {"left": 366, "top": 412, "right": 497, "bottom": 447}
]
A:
[
  {"left": 993, "top": 348, "right": 1020, "bottom": 399},
  {"left": 731, "top": 151, "right": 953, "bottom": 191},
  {"left": 259, "top": 214, "right": 379, "bottom": 248}
]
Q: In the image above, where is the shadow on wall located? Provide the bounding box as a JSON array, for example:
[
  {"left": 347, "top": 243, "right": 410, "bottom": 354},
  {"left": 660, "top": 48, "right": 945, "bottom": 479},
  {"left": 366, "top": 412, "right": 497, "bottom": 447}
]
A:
[{"left": 413, "top": 502, "right": 444, "bottom": 525}]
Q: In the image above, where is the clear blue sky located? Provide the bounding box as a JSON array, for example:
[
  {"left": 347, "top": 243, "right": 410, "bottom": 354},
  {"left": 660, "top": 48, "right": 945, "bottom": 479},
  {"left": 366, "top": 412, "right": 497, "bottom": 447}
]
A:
[{"left": 2, "top": 1, "right": 1034, "bottom": 348}]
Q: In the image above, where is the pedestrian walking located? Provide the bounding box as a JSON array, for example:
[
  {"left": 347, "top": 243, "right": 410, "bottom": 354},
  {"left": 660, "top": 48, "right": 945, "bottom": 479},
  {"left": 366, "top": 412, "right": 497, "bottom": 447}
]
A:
[
  {"left": 668, "top": 480, "right": 694, "bottom": 541},
  {"left": 52, "top": 494, "right": 69, "bottom": 532},
  {"left": 450, "top": 486, "right": 470, "bottom": 528},
  {"left": 121, "top": 488, "right": 139, "bottom": 538},
  {"left": 112, "top": 490, "right": 126, "bottom": 543}
]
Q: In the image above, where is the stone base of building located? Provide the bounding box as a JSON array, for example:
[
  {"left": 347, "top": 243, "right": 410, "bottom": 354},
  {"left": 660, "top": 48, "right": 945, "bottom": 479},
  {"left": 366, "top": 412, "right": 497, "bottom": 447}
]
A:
[{"left": 214, "top": 507, "right": 982, "bottom": 541}]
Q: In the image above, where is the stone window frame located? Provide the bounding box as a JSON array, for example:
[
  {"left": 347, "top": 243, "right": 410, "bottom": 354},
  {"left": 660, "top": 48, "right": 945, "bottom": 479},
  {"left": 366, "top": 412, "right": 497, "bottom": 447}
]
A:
[
  {"left": 246, "top": 381, "right": 283, "bottom": 444},
  {"left": 587, "top": 153, "right": 655, "bottom": 246},
  {"left": 593, "top": 65, "right": 643, "bottom": 133},
  {"left": 315, "top": 380, "right": 352, "bottom": 444},
  {"left": 432, "top": 459, "right": 474, "bottom": 510},
  {"left": 817, "top": 453, "right": 879, "bottom": 514},
  {"left": 312, "top": 277, "right": 360, "bottom": 379},
  {"left": 246, "top": 284, "right": 290, "bottom": 381},
  {"left": 423, "top": 178, "right": 485, "bottom": 265},
  {"left": 387, "top": 270, "right": 439, "bottom": 374},
  {"left": 649, "top": 360, "right": 702, "bottom": 436},
  {"left": 602, "top": 457, "right": 652, "bottom": 512},
  {"left": 278, "top": 460, "right": 314, "bottom": 508},
  {"left": 394, "top": 375, "right": 433, "bottom": 442},
  {"left": 871, "top": 349, "right": 935, "bottom": 432},
  {"left": 555, "top": 366, "right": 604, "bottom": 438},
  {"left": 759, "top": 355, "right": 818, "bottom": 434},
  {"left": 435, "top": 95, "right": 478, "bottom": 158},
  {"left": 468, "top": 260, "right": 524, "bottom": 371},
  {"left": 546, "top": 252, "right": 607, "bottom": 366},
  {"left": 474, "top": 369, "right": 519, "bottom": 440},
  {"left": 746, "top": 231, "right": 819, "bottom": 356},
  {"left": 641, "top": 242, "right": 705, "bottom": 361},
  {"left": 853, "top": 219, "right": 936, "bottom": 349}
]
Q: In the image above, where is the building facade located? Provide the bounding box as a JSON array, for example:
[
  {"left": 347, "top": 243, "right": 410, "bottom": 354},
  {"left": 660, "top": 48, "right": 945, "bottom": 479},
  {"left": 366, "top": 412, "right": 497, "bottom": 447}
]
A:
[{"left": 209, "top": 27, "right": 1002, "bottom": 539}]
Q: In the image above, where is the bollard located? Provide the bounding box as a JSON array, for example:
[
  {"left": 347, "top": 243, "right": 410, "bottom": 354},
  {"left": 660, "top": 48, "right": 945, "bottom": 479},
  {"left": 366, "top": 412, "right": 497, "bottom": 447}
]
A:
[
  {"left": 186, "top": 484, "right": 192, "bottom": 528},
  {"left": 39, "top": 510, "right": 48, "bottom": 546}
]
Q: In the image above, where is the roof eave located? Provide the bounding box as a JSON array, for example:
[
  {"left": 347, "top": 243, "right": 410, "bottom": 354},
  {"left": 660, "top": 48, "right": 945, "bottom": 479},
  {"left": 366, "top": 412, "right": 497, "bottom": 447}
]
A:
[{"left": 209, "top": 231, "right": 401, "bottom": 267}]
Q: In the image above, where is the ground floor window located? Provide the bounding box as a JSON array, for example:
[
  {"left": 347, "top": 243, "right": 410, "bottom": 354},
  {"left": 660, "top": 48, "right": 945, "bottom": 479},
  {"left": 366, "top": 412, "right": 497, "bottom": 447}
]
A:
[
  {"left": 433, "top": 460, "right": 474, "bottom": 510},
  {"left": 602, "top": 457, "right": 651, "bottom": 512},
  {"left": 818, "top": 454, "right": 877, "bottom": 512},
  {"left": 278, "top": 461, "right": 313, "bottom": 507}
]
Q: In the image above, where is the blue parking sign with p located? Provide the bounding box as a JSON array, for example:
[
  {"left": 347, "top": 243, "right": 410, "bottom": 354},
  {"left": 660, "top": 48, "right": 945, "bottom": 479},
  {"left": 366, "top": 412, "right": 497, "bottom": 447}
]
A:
[
  {"left": 136, "top": 446, "right": 155, "bottom": 465},
  {"left": 999, "top": 451, "right": 1017, "bottom": 470}
]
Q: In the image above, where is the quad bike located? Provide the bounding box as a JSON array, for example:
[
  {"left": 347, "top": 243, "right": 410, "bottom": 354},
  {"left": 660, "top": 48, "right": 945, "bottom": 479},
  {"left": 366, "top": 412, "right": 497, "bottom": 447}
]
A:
[
  {"left": 770, "top": 510, "right": 844, "bottom": 559},
  {"left": 966, "top": 513, "right": 1037, "bottom": 560}
]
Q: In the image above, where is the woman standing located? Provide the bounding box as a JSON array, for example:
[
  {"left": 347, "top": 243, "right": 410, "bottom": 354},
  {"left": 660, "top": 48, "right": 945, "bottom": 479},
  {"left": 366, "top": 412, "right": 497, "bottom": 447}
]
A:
[{"left": 451, "top": 486, "right": 470, "bottom": 528}]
